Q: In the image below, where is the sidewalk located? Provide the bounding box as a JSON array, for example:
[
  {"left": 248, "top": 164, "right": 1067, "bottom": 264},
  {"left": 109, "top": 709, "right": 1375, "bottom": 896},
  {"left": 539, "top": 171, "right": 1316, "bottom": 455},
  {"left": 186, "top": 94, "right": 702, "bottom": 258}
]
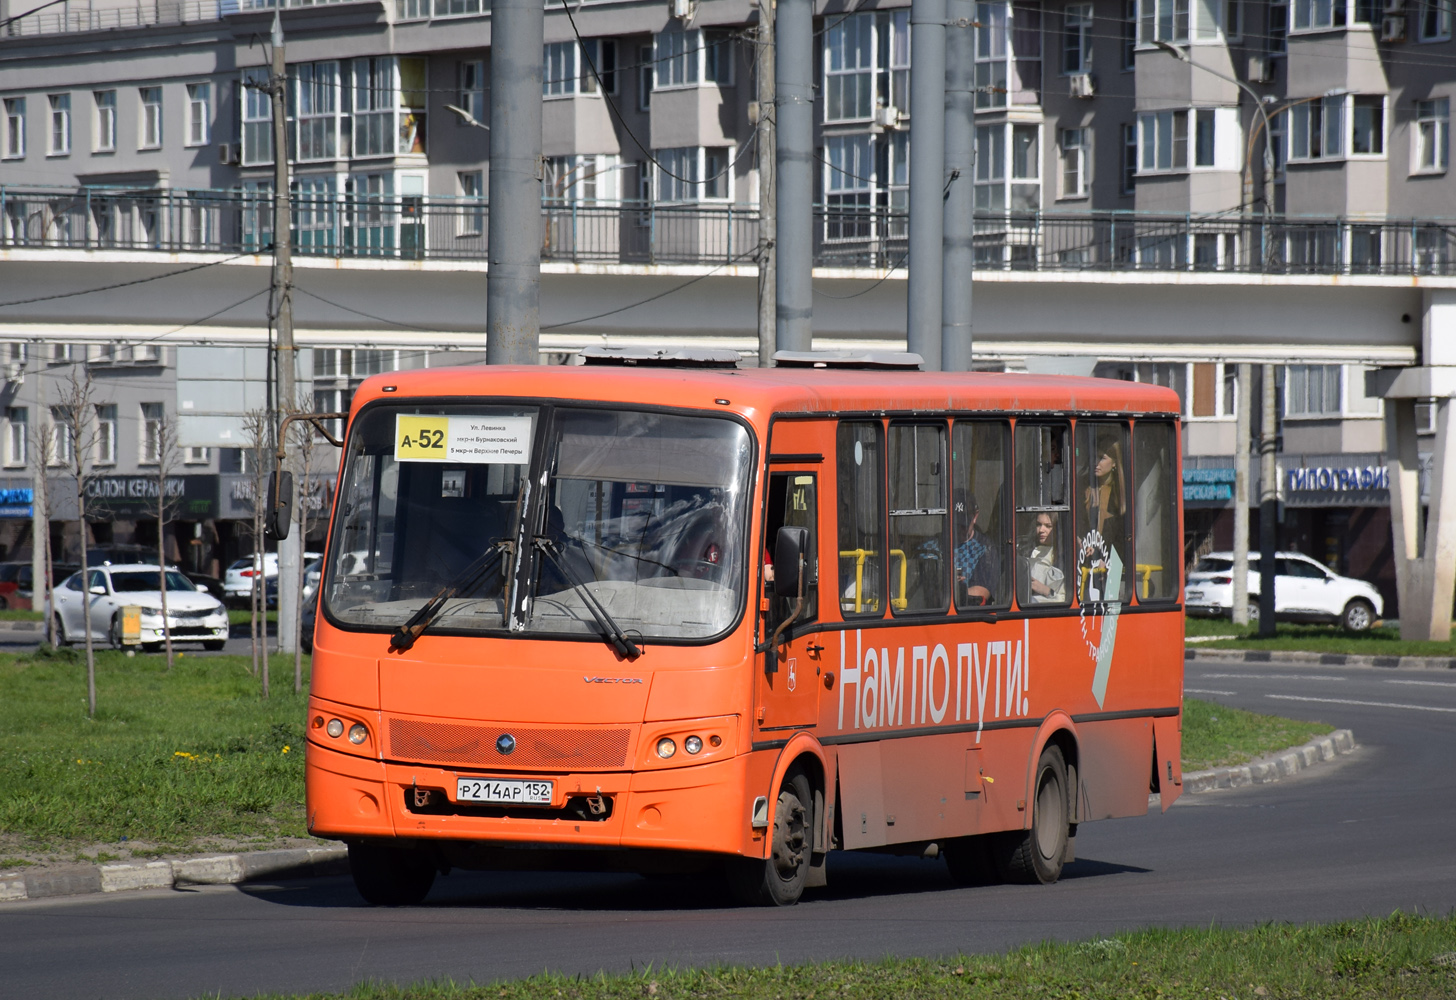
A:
[{"left": 1186, "top": 646, "right": 1456, "bottom": 670}]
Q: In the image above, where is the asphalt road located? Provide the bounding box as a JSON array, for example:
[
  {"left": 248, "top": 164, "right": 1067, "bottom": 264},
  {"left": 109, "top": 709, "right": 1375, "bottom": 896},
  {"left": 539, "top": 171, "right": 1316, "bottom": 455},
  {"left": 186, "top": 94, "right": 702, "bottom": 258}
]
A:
[{"left": 2, "top": 660, "right": 1453, "bottom": 1000}]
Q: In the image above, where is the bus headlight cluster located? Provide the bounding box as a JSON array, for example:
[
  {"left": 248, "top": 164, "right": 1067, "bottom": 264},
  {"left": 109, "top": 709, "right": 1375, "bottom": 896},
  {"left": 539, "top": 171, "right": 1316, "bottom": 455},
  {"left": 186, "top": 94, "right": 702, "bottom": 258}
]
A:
[{"left": 313, "top": 714, "right": 370, "bottom": 747}]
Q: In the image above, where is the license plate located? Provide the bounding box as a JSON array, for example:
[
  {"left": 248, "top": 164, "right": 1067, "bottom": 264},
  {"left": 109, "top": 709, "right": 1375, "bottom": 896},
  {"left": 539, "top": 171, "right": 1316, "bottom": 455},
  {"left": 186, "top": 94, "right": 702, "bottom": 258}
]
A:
[
  {"left": 456, "top": 777, "right": 553, "bottom": 805},
  {"left": 1185, "top": 590, "right": 1204, "bottom": 601}
]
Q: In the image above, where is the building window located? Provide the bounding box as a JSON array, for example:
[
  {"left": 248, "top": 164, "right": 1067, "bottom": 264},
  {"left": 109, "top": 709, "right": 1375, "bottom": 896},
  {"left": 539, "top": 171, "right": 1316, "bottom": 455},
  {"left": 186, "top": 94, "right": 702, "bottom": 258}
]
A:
[
  {"left": 5, "top": 408, "right": 26, "bottom": 467},
  {"left": 48, "top": 94, "right": 70, "bottom": 156},
  {"left": 579, "top": 39, "right": 619, "bottom": 94},
  {"left": 1226, "top": 0, "right": 1243, "bottom": 37},
  {"left": 1121, "top": 122, "right": 1137, "bottom": 192},
  {"left": 1060, "top": 127, "right": 1088, "bottom": 197},
  {"left": 703, "top": 147, "right": 731, "bottom": 199},
  {"left": 458, "top": 170, "right": 483, "bottom": 234},
  {"left": 140, "top": 402, "right": 163, "bottom": 464},
  {"left": 433, "top": 0, "right": 481, "bottom": 15},
  {"left": 655, "top": 146, "right": 699, "bottom": 203},
  {"left": 294, "top": 63, "right": 338, "bottom": 161},
  {"left": 977, "top": 2, "right": 1041, "bottom": 110},
  {"left": 1139, "top": 0, "right": 1190, "bottom": 43},
  {"left": 94, "top": 90, "right": 115, "bottom": 152},
  {"left": 95, "top": 404, "right": 117, "bottom": 465},
  {"left": 1285, "top": 364, "right": 1341, "bottom": 417},
  {"left": 399, "top": 58, "right": 427, "bottom": 154},
  {"left": 1291, "top": 0, "right": 1345, "bottom": 30},
  {"left": 704, "top": 31, "right": 733, "bottom": 85},
  {"left": 1193, "top": 108, "right": 1216, "bottom": 166},
  {"left": 1415, "top": 97, "right": 1449, "bottom": 173},
  {"left": 50, "top": 407, "right": 73, "bottom": 467},
  {"left": 824, "top": 134, "right": 873, "bottom": 238},
  {"left": 3, "top": 98, "right": 25, "bottom": 159},
  {"left": 1123, "top": 0, "right": 1138, "bottom": 68},
  {"left": 1290, "top": 95, "right": 1343, "bottom": 160},
  {"left": 637, "top": 44, "right": 653, "bottom": 110},
  {"left": 1139, "top": 109, "right": 1188, "bottom": 172},
  {"left": 544, "top": 41, "right": 578, "bottom": 97},
  {"left": 1350, "top": 95, "right": 1384, "bottom": 156},
  {"left": 184, "top": 446, "right": 210, "bottom": 465},
  {"left": 353, "top": 58, "right": 393, "bottom": 157},
  {"left": 655, "top": 26, "right": 698, "bottom": 89},
  {"left": 458, "top": 60, "right": 485, "bottom": 121},
  {"left": 1269, "top": 113, "right": 1287, "bottom": 174},
  {"left": 1269, "top": 0, "right": 1289, "bottom": 49},
  {"left": 825, "top": 14, "right": 874, "bottom": 121},
  {"left": 1420, "top": 0, "right": 1454, "bottom": 40},
  {"left": 139, "top": 87, "right": 162, "bottom": 149},
  {"left": 975, "top": 122, "right": 1041, "bottom": 210},
  {"left": 241, "top": 69, "right": 272, "bottom": 165},
  {"left": 1063, "top": 3, "right": 1093, "bottom": 74},
  {"left": 185, "top": 82, "right": 210, "bottom": 146}
]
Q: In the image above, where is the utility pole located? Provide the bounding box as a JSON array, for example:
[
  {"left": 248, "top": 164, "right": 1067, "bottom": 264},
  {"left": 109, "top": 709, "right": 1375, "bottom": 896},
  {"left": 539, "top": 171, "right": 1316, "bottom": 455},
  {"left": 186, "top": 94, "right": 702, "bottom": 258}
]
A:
[
  {"left": 1258, "top": 363, "right": 1278, "bottom": 637},
  {"left": 941, "top": 0, "right": 973, "bottom": 372},
  {"left": 755, "top": 0, "right": 776, "bottom": 368},
  {"left": 907, "top": 0, "right": 946, "bottom": 370},
  {"left": 269, "top": 11, "right": 302, "bottom": 656},
  {"left": 1232, "top": 362, "right": 1251, "bottom": 625},
  {"left": 775, "top": 0, "right": 812, "bottom": 352},
  {"left": 486, "top": 0, "right": 544, "bottom": 365}
]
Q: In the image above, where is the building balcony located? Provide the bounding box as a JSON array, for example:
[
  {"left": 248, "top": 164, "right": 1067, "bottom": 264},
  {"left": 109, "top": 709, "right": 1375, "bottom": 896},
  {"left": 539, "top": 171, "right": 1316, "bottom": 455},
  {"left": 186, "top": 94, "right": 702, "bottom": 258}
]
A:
[{"left": 2, "top": 185, "right": 1455, "bottom": 277}]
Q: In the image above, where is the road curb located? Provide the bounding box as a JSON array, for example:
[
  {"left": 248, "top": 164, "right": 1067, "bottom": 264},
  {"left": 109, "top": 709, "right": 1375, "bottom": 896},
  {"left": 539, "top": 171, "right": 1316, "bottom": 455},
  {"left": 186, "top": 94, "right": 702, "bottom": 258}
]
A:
[
  {"left": 1180, "top": 728, "right": 1356, "bottom": 795},
  {"left": 0, "top": 619, "right": 42, "bottom": 634},
  {"left": 1187, "top": 647, "right": 1456, "bottom": 670},
  {"left": 0, "top": 845, "right": 347, "bottom": 903}
]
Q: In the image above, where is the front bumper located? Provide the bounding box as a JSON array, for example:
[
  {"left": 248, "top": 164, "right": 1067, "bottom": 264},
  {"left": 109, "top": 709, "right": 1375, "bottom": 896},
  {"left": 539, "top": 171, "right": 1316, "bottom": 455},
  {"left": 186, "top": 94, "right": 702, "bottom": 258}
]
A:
[{"left": 138, "top": 619, "right": 228, "bottom": 641}]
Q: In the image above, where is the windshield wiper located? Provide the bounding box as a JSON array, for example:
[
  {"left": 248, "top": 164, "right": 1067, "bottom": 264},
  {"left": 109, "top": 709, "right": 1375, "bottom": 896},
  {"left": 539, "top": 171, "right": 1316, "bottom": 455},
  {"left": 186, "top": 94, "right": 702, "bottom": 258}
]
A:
[
  {"left": 389, "top": 543, "right": 507, "bottom": 652},
  {"left": 534, "top": 536, "right": 642, "bottom": 660}
]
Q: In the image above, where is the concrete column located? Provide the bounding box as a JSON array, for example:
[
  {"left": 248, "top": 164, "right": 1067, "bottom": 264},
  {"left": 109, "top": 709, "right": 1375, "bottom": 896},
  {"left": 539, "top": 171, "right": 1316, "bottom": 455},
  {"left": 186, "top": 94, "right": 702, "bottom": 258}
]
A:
[
  {"left": 756, "top": 0, "right": 776, "bottom": 367},
  {"left": 908, "top": 0, "right": 946, "bottom": 370},
  {"left": 775, "top": 0, "right": 813, "bottom": 353},
  {"left": 941, "top": 0, "right": 974, "bottom": 373},
  {"left": 486, "top": 0, "right": 544, "bottom": 365},
  {"left": 1232, "top": 362, "right": 1251, "bottom": 624},
  {"left": 1384, "top": 396, "right": 1424, "bottom": 636}
]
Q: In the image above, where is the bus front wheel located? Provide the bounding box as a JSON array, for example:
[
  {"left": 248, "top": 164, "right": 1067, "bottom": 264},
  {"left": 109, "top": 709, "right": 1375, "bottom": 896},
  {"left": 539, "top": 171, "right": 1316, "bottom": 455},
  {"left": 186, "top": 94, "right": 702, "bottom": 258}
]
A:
[
  {"left": 995, "top": 744, "right": 1069, "bottom": 885},
  {"left": 726, "top": 772, "right": 813, "bottom": 906},
  {"left": 348, "top": 841, "right": 436, "bottom": 906}
]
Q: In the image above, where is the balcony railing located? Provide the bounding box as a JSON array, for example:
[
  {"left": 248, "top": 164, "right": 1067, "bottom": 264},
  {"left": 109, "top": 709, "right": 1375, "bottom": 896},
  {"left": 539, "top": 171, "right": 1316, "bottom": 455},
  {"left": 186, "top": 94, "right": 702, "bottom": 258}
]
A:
[{"left": 2, "top": 186, "right": 1455, "bottom": 277}]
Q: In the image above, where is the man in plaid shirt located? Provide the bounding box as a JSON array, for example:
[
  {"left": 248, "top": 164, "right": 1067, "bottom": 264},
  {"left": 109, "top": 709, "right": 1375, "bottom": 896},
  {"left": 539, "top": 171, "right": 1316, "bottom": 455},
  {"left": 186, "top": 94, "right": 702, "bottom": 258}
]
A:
[{"left": 954, "top": 495, "right": 1000, "bottom": 606}]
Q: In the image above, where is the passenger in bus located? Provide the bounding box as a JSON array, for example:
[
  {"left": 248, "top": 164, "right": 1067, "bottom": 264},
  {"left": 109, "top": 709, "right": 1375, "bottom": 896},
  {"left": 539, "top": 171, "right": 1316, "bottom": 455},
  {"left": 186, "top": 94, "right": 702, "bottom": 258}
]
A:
[
  {"left": 1022, "top": 512, "right": 1066, "bottom": 604},
  {"left": 953, "top": 494, "right": 1000, "bottom": 606},
  {"left": 1045, "top": 434, "right": 1066, "bottom": 506},
  {"left": 1083, "top": 438, "right": 1126, "bottom": 546}
]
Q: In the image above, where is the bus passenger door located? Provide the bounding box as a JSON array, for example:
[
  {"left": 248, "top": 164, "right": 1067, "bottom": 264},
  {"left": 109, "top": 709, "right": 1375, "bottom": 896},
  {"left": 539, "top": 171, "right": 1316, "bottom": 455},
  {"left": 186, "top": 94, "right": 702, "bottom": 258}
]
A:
[{"left": 757, "top": 467, "right": 823, "bottom": 732}]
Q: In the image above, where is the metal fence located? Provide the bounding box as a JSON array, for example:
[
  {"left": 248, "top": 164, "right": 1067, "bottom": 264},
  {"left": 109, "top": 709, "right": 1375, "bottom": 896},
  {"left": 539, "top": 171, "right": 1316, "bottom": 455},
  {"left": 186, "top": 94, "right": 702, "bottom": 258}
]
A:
[{"left": 4, "top": 186, "right": 1455, "bottom": 277}]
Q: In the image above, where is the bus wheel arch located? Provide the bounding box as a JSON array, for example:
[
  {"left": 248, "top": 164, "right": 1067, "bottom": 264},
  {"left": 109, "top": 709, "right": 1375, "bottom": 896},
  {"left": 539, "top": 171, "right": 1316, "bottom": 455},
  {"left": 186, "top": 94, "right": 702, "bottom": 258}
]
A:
[
  {"left": 997, "top": 718, "right": 1079, "bottom": 885},
  {"left": 727, "top": 737, "right": 826, "bottom": 906}
]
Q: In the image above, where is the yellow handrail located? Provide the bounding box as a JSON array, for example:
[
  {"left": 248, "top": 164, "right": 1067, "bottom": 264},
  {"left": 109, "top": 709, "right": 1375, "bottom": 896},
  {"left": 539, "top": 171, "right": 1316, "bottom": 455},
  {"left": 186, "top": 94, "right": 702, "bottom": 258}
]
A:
[{"left": 838, "top": 548, "right": 908, "bottom": 613}]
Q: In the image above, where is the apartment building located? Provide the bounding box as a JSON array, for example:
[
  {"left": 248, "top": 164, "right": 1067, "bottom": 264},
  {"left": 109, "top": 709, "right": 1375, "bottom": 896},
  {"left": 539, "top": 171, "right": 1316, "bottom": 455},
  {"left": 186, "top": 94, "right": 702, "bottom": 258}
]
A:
[{"left": 1, "top": 0, "right": 1452, "bottom": 609}]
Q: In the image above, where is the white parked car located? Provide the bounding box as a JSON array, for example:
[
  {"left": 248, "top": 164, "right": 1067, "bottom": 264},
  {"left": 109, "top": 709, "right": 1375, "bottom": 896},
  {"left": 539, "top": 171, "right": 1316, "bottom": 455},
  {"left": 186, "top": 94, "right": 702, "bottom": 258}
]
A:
[
  {"left": 224, "top": 552, "right": 321, "bottom": 602},
  {"left": 1184, "top": 550, "right": 1384, "bottom": 632},
  {"left": 51, "top": 564, "right": 230, "bottom": 650}
]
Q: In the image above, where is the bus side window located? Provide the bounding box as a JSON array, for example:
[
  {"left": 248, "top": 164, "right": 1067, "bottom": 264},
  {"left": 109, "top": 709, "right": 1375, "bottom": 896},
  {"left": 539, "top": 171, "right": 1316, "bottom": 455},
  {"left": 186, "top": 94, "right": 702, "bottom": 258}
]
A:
[
  {"left": 1132, "top": 420, "right": 1180, "bottom": 602},
  {"left": 888, "top": 422, "right": 948, "bottom": 614},
  {"left": 1075, "top": 421, "right": 1132, "bottom": 604},
  {"left": 951, "top": 420, "right": 1011, "bottom": 610},
  {"left": 837, "top": 421, "right": 885, "bottom": 617},
  {"left": 766, "top": 472, "right": 818, "bottom": 625},
  {"left": 1014, "top": 423, "right": 1071, "bottom": 608}
]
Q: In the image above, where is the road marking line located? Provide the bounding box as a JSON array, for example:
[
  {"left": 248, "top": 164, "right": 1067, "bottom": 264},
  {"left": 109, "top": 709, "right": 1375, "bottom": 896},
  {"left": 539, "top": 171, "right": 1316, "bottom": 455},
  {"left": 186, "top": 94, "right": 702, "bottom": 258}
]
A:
[
  {"left": 1267, "top": 694, "right": 1456, "bottom": 714},
  {"left": 1186, "top": 688, "right": 1237, "bottom": 696},
  {"left": 1201, "top": 673, "right": 1346, "bottom": 682},
  {"left": 1386, "top": 678, "right": 1456, "bottom": 688}
]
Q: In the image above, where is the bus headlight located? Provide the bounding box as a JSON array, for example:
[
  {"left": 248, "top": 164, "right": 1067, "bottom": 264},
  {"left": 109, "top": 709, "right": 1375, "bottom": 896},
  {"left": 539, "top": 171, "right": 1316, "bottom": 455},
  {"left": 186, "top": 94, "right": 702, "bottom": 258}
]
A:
[
  {"left": 326, "top": 719, "right": 344, "bottom": 738},
  {"left": 348, "top": 723, "right": 369, "bottom": 745},
  {"left": 656, "top": 737, "right": 676, "bottom": 759},
  {"left": 684, "top": 736, "right": 703, "bottom": 755}
]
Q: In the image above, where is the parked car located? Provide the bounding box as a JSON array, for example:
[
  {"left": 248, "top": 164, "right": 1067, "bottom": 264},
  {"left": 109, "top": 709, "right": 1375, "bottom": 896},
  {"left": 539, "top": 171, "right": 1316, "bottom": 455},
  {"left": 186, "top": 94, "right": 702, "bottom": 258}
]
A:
[
  {"left": 182, "top": 572, "right": 228, "bottom": 603},
  {"left": 0, "top": 561, "right": 80, "bottom": 610},
  {"left": 51, "top": 564, "right": 229, "bottom": 650},
  {"left": 1184, "top": 551, "right": 1384, "bottom": 631},
  {"left": 223, "top": 552, "right": 321, "bottom": 604}
]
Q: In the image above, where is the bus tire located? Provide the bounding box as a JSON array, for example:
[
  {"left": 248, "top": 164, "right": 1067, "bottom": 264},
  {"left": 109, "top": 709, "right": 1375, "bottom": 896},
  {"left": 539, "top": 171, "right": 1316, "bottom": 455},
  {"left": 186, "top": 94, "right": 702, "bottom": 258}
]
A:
[
  {"left": 943, "top": 835, "right": 1000, "bottom": 887},
  {"left": 725, "top": 771, "right": 813, "bottom": 906},
  {"left": 348, "top": 841, "right": 436, "bottom": 906},
  {"left": 995, "top": 744, "right": 1069, "bottom": 885}
]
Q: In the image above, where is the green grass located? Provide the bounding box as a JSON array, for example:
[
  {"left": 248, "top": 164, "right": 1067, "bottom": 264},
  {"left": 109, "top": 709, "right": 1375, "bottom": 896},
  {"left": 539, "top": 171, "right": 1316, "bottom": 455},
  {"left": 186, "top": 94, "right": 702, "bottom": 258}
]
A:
[
  {"left": 1186, "top": 616, "right": 1456, "bottom": 658},
  {"left": 231, "top": 912, "right": 1456, "bottom": 1000},
  {"left": 1182, "top": 697, "right": 1334, "bottom": 771},
  {"left": 0, "top": 646, "right": 308, "bottom": 851},
  {"left": 0, "top": 608, "right": 43, "bottom": 621},
  {"left": 229, "top": 609, "right": 279, "bottom": 626}
]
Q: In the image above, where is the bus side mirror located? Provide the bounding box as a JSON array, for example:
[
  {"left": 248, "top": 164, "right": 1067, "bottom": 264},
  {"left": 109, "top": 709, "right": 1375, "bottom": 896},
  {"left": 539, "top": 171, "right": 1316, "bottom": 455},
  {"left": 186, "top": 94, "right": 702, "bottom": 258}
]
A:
[
  {"left": 265, "top": 471, "right": 293, "bottom": 541},
  {"left": 773, "top": 526, "right": 809, "bottom": 598}
]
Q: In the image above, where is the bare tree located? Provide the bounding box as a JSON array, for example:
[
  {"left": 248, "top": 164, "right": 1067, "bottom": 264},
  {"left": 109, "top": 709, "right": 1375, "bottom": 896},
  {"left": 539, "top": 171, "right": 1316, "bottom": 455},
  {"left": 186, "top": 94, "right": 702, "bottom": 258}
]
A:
[
  {"left": 243, "top": 409, "right": 271, "bottom": 697},
  {"left": 27, "top": 394, "right": 53, "bottom": 646},
  {"left": 149, "top": 412, "right": 184, "bottom": 671},
  {"left": 57, "top": 369, "right": 100, "bottom": 716}
]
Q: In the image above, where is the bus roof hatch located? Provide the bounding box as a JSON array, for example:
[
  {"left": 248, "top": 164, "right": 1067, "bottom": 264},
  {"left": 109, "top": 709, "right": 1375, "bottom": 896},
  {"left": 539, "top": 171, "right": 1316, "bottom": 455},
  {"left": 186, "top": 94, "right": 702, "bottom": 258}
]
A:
[
  {"left": 772, "top": 350, "right": 924, "bottom": 370},
  {"left": 577, "top": 347, "right": 742, "bottom": 368}
]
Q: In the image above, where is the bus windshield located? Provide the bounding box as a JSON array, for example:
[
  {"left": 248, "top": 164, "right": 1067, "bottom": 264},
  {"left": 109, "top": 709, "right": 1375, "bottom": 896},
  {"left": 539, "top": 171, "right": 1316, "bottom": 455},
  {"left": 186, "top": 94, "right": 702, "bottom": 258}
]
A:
[{"left": 324, "top": 403, "right": 754, "bottom": 642}]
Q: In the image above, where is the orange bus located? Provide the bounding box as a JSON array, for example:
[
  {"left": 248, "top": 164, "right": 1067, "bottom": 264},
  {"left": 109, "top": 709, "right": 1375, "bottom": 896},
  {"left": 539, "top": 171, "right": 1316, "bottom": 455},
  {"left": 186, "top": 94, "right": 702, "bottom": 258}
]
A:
[{"left": 303, "top": 351, "right": 1185, "bottom": 906}]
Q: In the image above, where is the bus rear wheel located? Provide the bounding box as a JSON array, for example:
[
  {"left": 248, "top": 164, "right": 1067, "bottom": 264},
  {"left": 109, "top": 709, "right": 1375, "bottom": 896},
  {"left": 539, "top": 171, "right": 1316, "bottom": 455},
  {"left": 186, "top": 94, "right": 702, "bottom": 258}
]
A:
[
  {"left": 994, "top": 744, "right": 1069, "bottom": 885},
  {"left": 725, "top": 772, "right": 812, "bottom": 906},
  {"left": 348, "top": 842, "right": 436, "bottom": 906}
]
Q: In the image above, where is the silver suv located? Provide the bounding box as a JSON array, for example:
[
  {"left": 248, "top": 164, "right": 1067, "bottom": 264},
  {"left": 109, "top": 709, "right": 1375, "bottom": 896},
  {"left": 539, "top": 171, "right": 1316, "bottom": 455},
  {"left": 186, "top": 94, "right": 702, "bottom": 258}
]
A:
[{"left": 1185, "top": 551, "right": 1384, "bottom": 632}]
